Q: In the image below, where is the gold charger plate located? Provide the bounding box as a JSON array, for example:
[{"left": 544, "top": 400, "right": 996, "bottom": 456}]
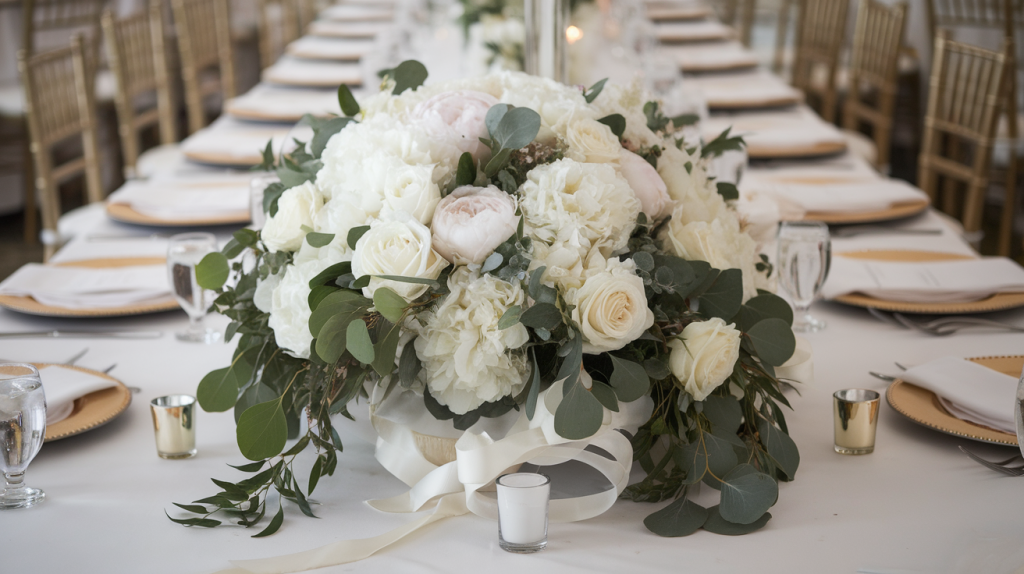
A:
[
  {"left": 38, "top": 363, "right": 133, "bottom": 442},
  {"left": 681, "top": 59, "right": 759, "bottom": 73},
  {"left": 708, "top": 94, "right": 803, "bottom": 110},
  {"left": 887, "top": 355, "right": 1021, "bottom": 446},
  {"left": 832, "top": 250, "right": 1024, "bottom": 314},
  {"left": 183, "top": 149, "right": 263, "bottom": 167},
  {"left": 746, "top": 139, "right": 848, "bottom": 159},
  {"left": 806, "top": 198, "right": 930, "bottom": 224},
  {"left": 647, "top": 5, "right": 713, "bottom": 20},
  {"left": 106, "top": 202, "right": 250, "bottom": 227},
  {"left": 0, "top": 257, "right": 180, "bottom": 318}
]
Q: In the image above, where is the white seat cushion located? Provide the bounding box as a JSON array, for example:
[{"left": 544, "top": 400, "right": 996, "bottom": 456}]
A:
[
  {"left": 0, "top": 81, "right": 24, "bottom": 117},
  {"left": 136, "top": 143, "right": 186, "bottom": 179},
  {"left": 841, "top": 128, "right": 878, "bottom": 169}
]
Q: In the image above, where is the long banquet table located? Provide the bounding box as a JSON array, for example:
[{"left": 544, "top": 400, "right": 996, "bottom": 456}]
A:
[{"left": 5, "top": 3, "right": 1024, "bottom": 573}]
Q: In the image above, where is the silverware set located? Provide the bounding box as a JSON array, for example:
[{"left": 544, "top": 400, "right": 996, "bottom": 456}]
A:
[
  {"left": 958, "top": 447, "right": 1024, "bottom": 476},
  {"left": 868, "top": 308, "right": 1024, "bottom": 336}
]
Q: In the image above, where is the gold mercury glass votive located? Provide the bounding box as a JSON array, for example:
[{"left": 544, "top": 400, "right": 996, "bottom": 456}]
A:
[
  {"left": 150, "top": 395, "right": 197, "bottom": 459},
  {"left": 833, "top": 389, "right": 880, "bottom": 455}
]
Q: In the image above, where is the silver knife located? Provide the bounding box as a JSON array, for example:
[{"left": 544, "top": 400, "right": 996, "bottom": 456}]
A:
[{"left": 0, "top": 331, "right": 164, "bottom": 339}]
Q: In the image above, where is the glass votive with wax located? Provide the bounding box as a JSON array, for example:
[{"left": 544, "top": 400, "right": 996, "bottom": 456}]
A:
[{"left": 495, "top": 472, "right": 551, "bottom": 553}]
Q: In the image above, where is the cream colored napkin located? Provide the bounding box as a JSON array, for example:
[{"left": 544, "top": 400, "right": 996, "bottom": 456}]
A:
[
  {"left": 740, "top": 176, "right": 928, "bottom": 214},
  {"left": 262, "top": 57, "right": 363, "bottom": 87},
  {"left": 666, "top": 42, "right": 758, "bottom": 70},
  {"left": 39, "top": 365, "right": 118, "bottom": 425},
  {"left": 704, "top": 109, "right": 846, "bottom": 151},
  {"left": 226, "top": 85, "right": 345, "bottom": 120},
  {"left": 655, "top": 20, "right": 733, "bottom": 42},
  {"left": 686, "top": 70, "right": 802, "bottom": 107},
  {"left": 821, "top": 256, "right": 1024, "bottom": 303},
  {"left": 107, "top": 174, "right": 252, "bottom": 220},
  {"left": 181, "top": 117, "right": 311, "bottom": 162},
  {"left": 0, "top": 263, "right": 170, "bottom": 309},
  {"left": 308, "top": 20, "right": 392, "bottom": 38},
  {"left": 899, "top": 356, "right": 1018, "bottom": 434},
  {"left": 319, "top": 4, "right": 393, "bottom": 21},
  {"left": 286, "top": 36, "right": 374, "bottom": 60}
]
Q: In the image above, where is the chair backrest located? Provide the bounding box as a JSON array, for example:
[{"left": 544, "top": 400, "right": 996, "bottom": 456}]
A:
[
  {"left": 842, "top": 0, "right": 907, "bottom": 171},
  {"left": 295, "top": 0, "right": 318, "bottom": 35},
  {"left": 917, "top": 31, "right": 1011, "bottom": 235},
  {"left": 790, "top": 0, "right": 849, "bottom": 123},
  {"left": 19, "top": 34, "right": 103, "bottom": 261},
  {"left": 926, "top": 0, "right": 1018, "bottom": 41},
  {"left": 257, "top": 0, "right": 300, "bottom": 68},
  {"left": 171, "top": 0, "right": 236, "bottom": 134},
  {"left": 713, "top": 0, "right": 756, "bottom": 47},
  {"left": 102, "top": 1, "right": 177, "bottom": 179},
  {"left": 22, "top": 0, "right": 107, "bottom": 55}
]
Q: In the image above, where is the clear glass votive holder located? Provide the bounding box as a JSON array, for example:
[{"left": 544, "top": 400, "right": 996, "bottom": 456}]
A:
[
  {"left": 496, "top": 473, "right": 551, "bottom": 553},
  {"left": 150, "top": 395, "right": 197, "bottom": 459},
  {"left": 833, "top": 389, "right": 880, "bottom": 455}
]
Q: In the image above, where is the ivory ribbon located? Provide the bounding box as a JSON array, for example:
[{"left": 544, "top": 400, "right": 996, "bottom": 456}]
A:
[{"left": 220, "top": 341, "right": 813, "bottom": 574}]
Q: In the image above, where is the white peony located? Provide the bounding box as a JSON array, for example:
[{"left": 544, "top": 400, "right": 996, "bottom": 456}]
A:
[
  {"left": 414, "top": 267, "right": 530, "bottom": 414},
  {"left": 410, "top": 89, "right": 498, "bottom": 161},
  {"left": 668, "top": 318, "right": 741, "bottom": 401},
  {"left": 565, "top": 117, "right": 622, "bottom": 164},
  {"left": 567, "top": 257, "right": 654, "bottom": 354},
  {"left": 379, "top": 163, "right": 441, "bottom": 225},
  {"left": 519, "top": 158, "right": 641, "bottom": 257},
  {"left": 351, "top": 211, "right": 449, "bottom": 302},
  {"left": 268, "top": 258, "right": 332, "bottom": 358},
  {"left": 588, "top": 77, "right": 661, "bottom": 149},
  {"left": 619, "top": 149, "right": 671, "bottom": 219},
  {"left": 496, "top": 71, "right": 590, "bottom": 142},
  {"left": 431, "top": 185, "right": 518, "bottom": 265},
  {"left": 261, "top": 181, "right": 323, "bottom": 253}
]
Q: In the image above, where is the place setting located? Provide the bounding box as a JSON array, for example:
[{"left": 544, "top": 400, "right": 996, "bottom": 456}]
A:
[
  {"left": 180, "top": 116, "right": 315, "bottom": 167},
  {"left": 702, "top": 106, "right": 849, "bottom": 158},
  {"left": 225, "top": 84, "right": 346, "bottom": 123}
]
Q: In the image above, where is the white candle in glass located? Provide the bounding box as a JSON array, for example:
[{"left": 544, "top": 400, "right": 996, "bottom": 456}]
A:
[{"left": 496, "top": 473, "right": 551, "bottom": 552}]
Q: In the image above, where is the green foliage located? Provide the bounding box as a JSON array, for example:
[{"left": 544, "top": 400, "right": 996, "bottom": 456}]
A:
[
  {"left": 716, "top": 182, "right": 739, "bottom": 201},
  {"left": 383, "top": 60, "right": 428, "bottom": 95},
  {"left": 196, "top": 252, "right": 229, "bottom": 290},
  {"left": 583, "top": 78, "right": 607, "bottom": 103},
  {"left": 598, "top": 114, "right": 626, "bottom": 138},
  {"left": 702, "top": 127, "right": 746, "bottom": 159},
  {"left": 643, "top": 496, "right": 708, "bottom": 537},
  {"left": 338, "top": 84, "right": 360, "bottom": 117},
  {"left": 236, "top": 398, "right": 288, "bottom": 461}
]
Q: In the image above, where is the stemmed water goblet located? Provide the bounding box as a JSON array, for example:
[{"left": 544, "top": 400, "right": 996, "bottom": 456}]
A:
[
  {"left": 167, "top": 232, "right": 221, "bottom": 343},
  {"left": 777, "top": 221, "right": 831, "bottom": 333},
  {"left": 0, "top": 363, "right": 46, "bottom": 509}
]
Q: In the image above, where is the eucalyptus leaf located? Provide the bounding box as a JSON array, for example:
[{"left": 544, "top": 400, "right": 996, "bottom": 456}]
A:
[
  {"left": 553, "top": 375, "right": 604, "bottom": 440},
  {"left": 308, "top": 289, "right": 369, "bottom": 336},
  {"left": 373, "top": 274, "right": 440, "bottom": 287},
  {"left": 338, "top": 84, "right": 360, "bottom": 117},
  {"left": 757, "top": 418, "right": 800, "bottom": 480},
  {"left": 236, "top": 398, "right": 288, "bottom": 461},
  {"left": 703, "top": 505, "right": 771, "bottom": 535},
  {"left": 590, "top": 380, "right": 620, "bottom": 412},
  {"left": 307, "top": 284, "right": 338, "bottom": 312},
  {"left": 228, "top": 460, "right": 267, "bottom": 473},
  {"left": 165, "top": 511, "right": 221, "bottom": 528},
  {"left": 525, "top": 348, "right": 541, "bottom": 420},
  {"left": 485, "top": 103, "right": 511, "bottom": 137},
  {"left": 305, "top": 232, "right": 335, "bottom": 248},
  {"left": 198, "top": 356, "right": 251, "bottom": 412},
  {"left": 643, "top": 497, "right": 708, "bottom": 537},
  {"left": 719, "top": 464, "right": 779, "bottom": 525},
  {"left": 716, "top": 182, "right": 739, "bottom": 201},
  {"left": 371, "top": 322, "right": 401, "bottom": 376},
  {"left": 583, "top": 78, "right": 608, "bottom": 103},
  {"left": 698, "top": 268, "right": 743, "bottom": 320},
  {"left": 703, "top": 395, "right": 743, "bottom": 437},
  {"left": 481, "top": 251, "right": 503, "bottom": 273},
  {"left": 609, "top": 356, "right": 650, "bottom": 402},
  {"left": 347, "top": 225, "right": 370, "bottom": 249},
  {"left": 493, "top": 106, "right": 541, "bottom": 150},
  {"left": 519, "top": 303, "right": 562, "bottom": 331},
  {"left": 308, "top": 261, "right": 352, "bottom": 289},
  {"left": 311, "top": 117, "right": 352, "bottom": 159},
  {"left": 308, "top": 457, "right": 323, "bottom": 494},
  {"left": 252, "top": 504, "right": 284, "bottom": 538},
  {"left": 455, "top": 152, "right": 476, "bottom": 187},
  {"left": 597, "top": 113, "right": 626, "bottom": 138},
  {"left": 399, "top": 341, "right": 421, "bottom": 388},
  {"left": 746, "top": 318, "right": 796, "bottom": 366},
  {"left": 196, "top": 252, "right": 229, "bottom": 290},
  {"left": 390, "top": 60, "right": 428, "bottom": 94},
  {"left": 497, "top": 304, "right": 523, "bottom": 330},
  {"left": 234, "top": 382, "right": 277, "bottom": 424},
  {"left": 346, "top": 319, "right": 375, "bottom": 364},
  {"left": 173, "top": 502, "right": 210, "bottom": 514},
  {"left": 372, "top": 287, "right": 407, "bottom": 323}
]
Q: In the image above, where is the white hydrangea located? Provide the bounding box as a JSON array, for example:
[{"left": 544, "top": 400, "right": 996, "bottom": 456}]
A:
[
  {"left": 268, "top": 258, "right": 332, "bottom": 358},
  {"left": 494, "top": 71, "right": 591, "bottom": 142},
  {"left": 413, "top": 267, "right": 530, "bottom": 415},
  {"left": 519, "top": 158, "right": 641, "bottom": 258}
]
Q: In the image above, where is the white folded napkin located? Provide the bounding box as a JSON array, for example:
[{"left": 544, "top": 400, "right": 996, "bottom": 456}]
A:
[
  {"left": 286, "top": 36, "right": 374, "bottom": 60},
  {"left": 704, "top": 112, "right": 846, "bottom": 151},
  {"left": 740, "top": 177, "right": 929, "bottom": 214},
  {"left": 655, "top": 20, "right": 733, "bottom": 41},
  {"left": 320, "top": 4, "right": 393, "bottom": 21},
  {"left": 821, "top": 256, "right": 1024, "bottom": 303},
  {"left": 686, "top": 71, "right": 803, "bottom": 107},
  {"left": 107, "top": 174, "right": 252, "bottom": 220},
  {"left": 0, "top": 263, "right": 171, "bottom": 309},
  {"left": 181, "top": 118, "right": 312, "bottom": 163},
  {"left": 226, "top": 85, "right": 346, "bottom": 121},
  {"left": 666, "top": 42, "right": 758, "bottom": 70},
  {"left": 308, "top": 20, "right": 392, "bottom": 39},
  {"left": 262, "top": 57, "right": 363, "bottom": 87},
  {"left": 899, "top": 356, "right": 1018, "bottom": 434},
  {"left": 38, "top": 365, "right": 119, "bottom": 425}
]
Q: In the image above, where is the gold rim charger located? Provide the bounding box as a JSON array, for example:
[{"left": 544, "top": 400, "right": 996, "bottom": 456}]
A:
[
  {"left": 0, "top": 257, "right": 180, "bottom": 318},
  {"left": 106, "top": 202, "right": 250, "bottom": 227},
  {"left": 806, "top": 198, "right": 930, "bottom": 224},
  {"left": 183, "top": 149, "right": 263, "bottom": 167},
  {"left": 831, "top": 251, "right": 1024, "bottom": 314},
  {"left": 708, "top": 94, "right": 803, "bottom": 110},
  {"left": 746, "top": 139, "right": 848, "bottom": 159},
  {"left": 37, "top": 363, "right": 133, "bottom": 442},
  {"left": 887, "top": 355, "right": 1021, "bottom": 446}
]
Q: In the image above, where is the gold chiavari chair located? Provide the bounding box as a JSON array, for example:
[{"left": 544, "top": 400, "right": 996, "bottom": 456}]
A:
[
  {"left": 102, "top": 1, "right": 180, "bottom": 180},
  {"left": 171, "top": 0, "right": 237, "bottom": 135},
  {"left": 790, "top": 0, "right": 849, "bottom": 124},
  {"left": 295, "top": 0, "right": 319, "bottom": 34},
  {"left": 713, "top": 0, "right": 756, "bottom": 47},
  {"left": 841, "top": 0, "right": 907, "bottom": 173},
  {"left": 772, "top": 0, "right": 795, "bottom": 76},
  {"left": 257, "top": 0, "right": 301, "bottom": 68},
  {"left": 918, "top": 32, "right": 1012, "bottom": 245},
  {"left": 19, "top": 34, "right": 104, "bottom": 261},
  {"left": 927, "top": 0, "right": 1021, "bottom": 255}
]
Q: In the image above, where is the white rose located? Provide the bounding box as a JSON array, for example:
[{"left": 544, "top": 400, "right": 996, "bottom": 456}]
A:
[
  {"left": 431, "top": 185, "right": 518, "bottom": 265},
  {"left": 662, "top": 211, "right": 760, "bottom": 301},
  {"left": 565, "top": 117, "right": 622, "bottom": 164},
  {"left": 619, "top": 149, "right": 671, "bottom": 219},
  {"left": 657, "top": 146, "right": 724, "bottom": 224},
  {"left": 253, "top": 270, "right": 283, "bottom": 314},
  {"left": 668, "top": 318, "right": 741, "bottom": 401},
  {"left": 519, "top": 158, "right": 641, "bottom": 256},
  {"left": 351, "top": 211, "right": 449, "bottom": 302},
  {"left": 414, "top": 267, "right": 530, "bottom": 414},
  {"left": 261, "top": 181, "right": 323, "bottom": 253},
  {"left": 567, "top": 257, "right": 654, "bottom": 354},
  {"left": 379, "top": 163, "right": 441, "bottom": 225},
  {"left": 268, "top": 258, "right": 332, "bottom": 358},
  {"left": 410, "top": 90, "right": 498, "bottom": 161}
]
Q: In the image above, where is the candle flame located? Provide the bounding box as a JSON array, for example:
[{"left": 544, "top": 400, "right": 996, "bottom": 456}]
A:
[{"left": 566, "top": 25, "right": 583, "bottom": 44}]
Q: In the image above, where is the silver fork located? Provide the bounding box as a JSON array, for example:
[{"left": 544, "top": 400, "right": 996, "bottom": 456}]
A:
[
  {"left": 958, "top": 446, "right": 1024, "bottom": 476},
  {"left": 889, "top": 312, "right": 1024, "bottom": 336}
]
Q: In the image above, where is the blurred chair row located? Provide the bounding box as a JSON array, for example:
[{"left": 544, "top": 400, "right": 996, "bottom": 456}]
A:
[
  {"left": 10, "top": 0, "right": 304, "bottom": 259},
  {"left": 772, "top": 0, "right": 1022, "bottom": 256}
]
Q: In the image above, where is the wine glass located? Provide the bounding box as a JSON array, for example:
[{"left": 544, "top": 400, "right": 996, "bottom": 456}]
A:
[
  {"left": 777, "top": 221, "right": 831, "bottom": 333},
  {"left": 0, "top": 363, "right": 46, "bottom": 510},
  {"left": 167, "top": 232, "right": 221, "bottom": 344}
]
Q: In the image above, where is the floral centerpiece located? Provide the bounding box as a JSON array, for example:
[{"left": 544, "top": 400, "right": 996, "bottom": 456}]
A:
[{"left": 171, "top": 61, "right": 803, "bottom": 549}]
